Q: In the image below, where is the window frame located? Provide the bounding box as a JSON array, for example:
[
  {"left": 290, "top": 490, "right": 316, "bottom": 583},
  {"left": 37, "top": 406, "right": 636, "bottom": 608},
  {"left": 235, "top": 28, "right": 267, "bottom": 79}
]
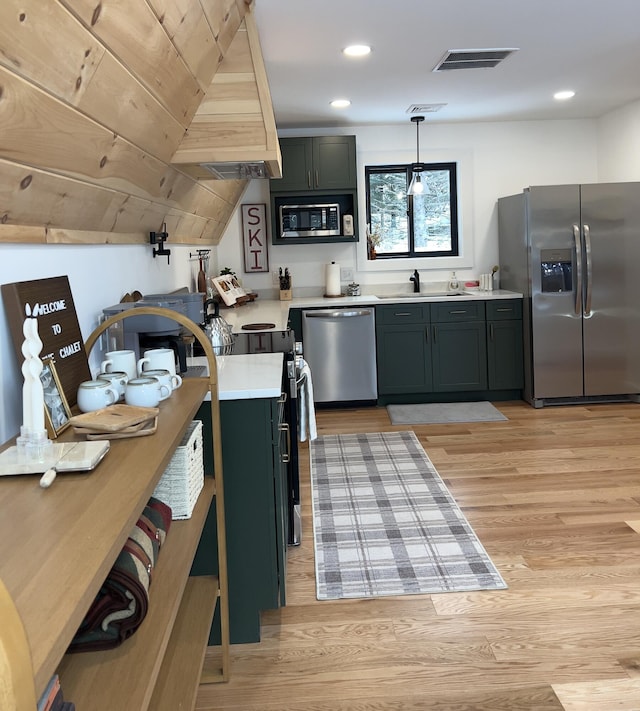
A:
[{"left": 365, "top": 162, "right": 459, "bottom": 259}]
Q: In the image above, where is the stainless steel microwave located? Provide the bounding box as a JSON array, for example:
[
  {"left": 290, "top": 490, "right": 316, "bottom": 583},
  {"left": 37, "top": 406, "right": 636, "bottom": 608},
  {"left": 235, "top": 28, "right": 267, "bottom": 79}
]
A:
[{"left": 278, "top": 203, "right": 341, "bottom": 238}]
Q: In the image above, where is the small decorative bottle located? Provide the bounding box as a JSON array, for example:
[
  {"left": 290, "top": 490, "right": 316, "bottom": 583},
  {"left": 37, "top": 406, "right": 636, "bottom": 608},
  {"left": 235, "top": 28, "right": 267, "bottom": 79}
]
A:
[{"left": 448, "top": 271, "right": 459, "bottom": 291}]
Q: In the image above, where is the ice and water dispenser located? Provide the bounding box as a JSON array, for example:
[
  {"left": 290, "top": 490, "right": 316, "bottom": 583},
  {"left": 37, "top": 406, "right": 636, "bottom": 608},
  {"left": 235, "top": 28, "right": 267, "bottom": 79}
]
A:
[{"left": 540, "top": 248, "right": 573, "bottom": 293}]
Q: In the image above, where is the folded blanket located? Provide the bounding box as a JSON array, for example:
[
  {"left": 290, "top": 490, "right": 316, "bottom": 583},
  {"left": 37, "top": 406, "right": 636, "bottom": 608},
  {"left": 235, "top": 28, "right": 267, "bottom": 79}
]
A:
[{"left": 67, "top": 497, "right": 171, "bottom": 653}]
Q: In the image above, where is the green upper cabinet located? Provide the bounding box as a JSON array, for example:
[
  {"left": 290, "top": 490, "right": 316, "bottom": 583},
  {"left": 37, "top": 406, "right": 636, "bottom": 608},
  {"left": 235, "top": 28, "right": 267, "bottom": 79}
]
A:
[{"left": 272, "top": 136, "right": 357, "bottom": 192}]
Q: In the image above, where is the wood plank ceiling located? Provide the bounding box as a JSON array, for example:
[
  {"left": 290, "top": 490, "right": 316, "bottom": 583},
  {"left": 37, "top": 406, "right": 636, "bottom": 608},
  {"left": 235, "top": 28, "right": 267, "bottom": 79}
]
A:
[{"left": 0, "top": 0, "right": 265, "bottom": 246}]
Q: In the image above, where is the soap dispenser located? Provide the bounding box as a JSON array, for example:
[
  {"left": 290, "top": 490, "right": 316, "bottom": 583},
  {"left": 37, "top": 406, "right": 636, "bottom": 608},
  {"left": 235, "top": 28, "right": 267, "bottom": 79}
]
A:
[{"left": 448, "top": 271, "right": 459, "bottom": 291}]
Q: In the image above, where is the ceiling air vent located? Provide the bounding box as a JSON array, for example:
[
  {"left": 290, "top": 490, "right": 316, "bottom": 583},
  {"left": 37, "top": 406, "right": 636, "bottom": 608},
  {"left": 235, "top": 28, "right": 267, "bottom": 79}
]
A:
[
  {"left": 433, "top": 48, "right": 518, "bottom": 71},
  {"left": 406, "top": 103, "right": 446, "bottom": 114}
]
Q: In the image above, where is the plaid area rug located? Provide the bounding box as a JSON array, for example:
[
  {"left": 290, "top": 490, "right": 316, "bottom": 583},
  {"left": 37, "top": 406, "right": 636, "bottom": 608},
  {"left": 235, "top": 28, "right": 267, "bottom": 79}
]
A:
[{"left": 309, "top": 431, "right": 507, "bottom": 600}]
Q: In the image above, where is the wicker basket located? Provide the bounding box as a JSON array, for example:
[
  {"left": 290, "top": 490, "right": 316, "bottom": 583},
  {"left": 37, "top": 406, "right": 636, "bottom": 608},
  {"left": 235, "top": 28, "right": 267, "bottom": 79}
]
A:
[{"left": 153, "top": 420, "right": 204, "bottom": 520}]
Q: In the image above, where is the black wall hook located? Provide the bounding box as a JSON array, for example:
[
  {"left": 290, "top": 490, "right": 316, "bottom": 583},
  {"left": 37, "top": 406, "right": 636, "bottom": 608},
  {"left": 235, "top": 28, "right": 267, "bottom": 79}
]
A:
[{"left": 150, "top": 222, "right": 171, "bottom": 264}]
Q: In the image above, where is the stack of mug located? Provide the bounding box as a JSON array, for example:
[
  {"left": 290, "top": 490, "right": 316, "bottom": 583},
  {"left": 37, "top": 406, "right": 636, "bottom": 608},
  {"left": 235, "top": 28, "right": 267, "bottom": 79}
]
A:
[{"left": 77, "top": 348, "right": 183, "bottom": 412}]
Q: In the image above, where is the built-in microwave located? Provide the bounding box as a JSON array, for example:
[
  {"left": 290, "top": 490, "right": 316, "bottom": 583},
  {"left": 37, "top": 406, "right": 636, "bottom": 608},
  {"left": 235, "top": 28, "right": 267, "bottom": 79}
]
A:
[{"left": 278, "top": 203, "right": 341, "bottom": 238}]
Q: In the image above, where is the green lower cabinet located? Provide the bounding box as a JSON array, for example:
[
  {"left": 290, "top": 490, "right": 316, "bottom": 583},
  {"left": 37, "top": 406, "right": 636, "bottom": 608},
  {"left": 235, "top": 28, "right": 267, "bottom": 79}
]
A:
[
  {"left": 431, "top": 321, "right": 487, "bottom": 391},
  {"left": 375, "top": 299, "right": 523, "bottom": 402},
  {"left": 487, "top": 319, "right": 524, "bottom": 390},
  {"left": 191, "top": 396, "right": 286, "bottom": 644},
  {"left": 376, "top": 323, "right": 432, "bottom": 394}
]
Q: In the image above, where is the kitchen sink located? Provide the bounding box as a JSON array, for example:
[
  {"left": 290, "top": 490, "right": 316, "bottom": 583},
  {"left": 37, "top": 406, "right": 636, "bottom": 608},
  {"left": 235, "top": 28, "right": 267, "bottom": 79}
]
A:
[{"left": 377, "top": 291, "right": 471, "bottom": 299}]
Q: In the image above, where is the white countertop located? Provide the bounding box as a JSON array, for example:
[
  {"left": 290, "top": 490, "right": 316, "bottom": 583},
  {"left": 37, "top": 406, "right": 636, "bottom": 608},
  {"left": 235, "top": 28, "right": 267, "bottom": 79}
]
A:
[
  {"left": 190, "top": 353, "right": 284, "bottom": 401},
  {"left": 220, "top": 290, "right": 522, "bottom": 333}
]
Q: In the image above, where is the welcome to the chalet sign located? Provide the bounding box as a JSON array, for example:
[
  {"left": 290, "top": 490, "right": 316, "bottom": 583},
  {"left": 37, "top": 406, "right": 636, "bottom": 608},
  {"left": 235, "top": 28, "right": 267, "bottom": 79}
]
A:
[{"left": 2, "top": 276, "right": 91, "bottom": 407}]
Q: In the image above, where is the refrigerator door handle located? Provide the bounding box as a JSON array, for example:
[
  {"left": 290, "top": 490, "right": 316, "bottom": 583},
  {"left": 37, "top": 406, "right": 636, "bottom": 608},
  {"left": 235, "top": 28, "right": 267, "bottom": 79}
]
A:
[
  {"left": 583, "top": 224, "right": 593, "bottom": 316},
  {"left": 573, "top": 224, "right": 583, "bottom": 316}
]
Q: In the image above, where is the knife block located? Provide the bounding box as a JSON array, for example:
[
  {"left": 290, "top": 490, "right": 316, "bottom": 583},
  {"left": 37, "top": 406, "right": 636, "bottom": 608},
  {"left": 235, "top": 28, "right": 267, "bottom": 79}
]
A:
[{"left": 279, "top": 288, "right": 292, "bottom": 301}]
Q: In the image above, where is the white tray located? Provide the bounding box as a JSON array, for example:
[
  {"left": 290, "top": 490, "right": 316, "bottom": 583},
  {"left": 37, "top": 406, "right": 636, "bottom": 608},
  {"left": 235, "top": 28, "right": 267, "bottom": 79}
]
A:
[{"left": 0, "top": 440, "right": 110, "bottom": 476}]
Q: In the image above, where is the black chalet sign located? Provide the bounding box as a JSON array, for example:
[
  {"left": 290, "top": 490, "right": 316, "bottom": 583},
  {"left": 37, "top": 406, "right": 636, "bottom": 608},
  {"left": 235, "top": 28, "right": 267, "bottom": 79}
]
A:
[{"left": 2, "top": 276, "right": 91, "bottom": 407}]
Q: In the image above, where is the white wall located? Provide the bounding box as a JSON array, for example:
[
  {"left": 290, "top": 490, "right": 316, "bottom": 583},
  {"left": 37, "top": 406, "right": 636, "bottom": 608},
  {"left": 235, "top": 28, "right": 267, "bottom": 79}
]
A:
[
  {"left": 0, "top": 244, "right": 196, "bottom": 441},
  {"left": 597, "top": 99, "right": 640, "bottom": 181},
  {"left": 217, "top": 118, "right": 598, "bottom": 295},
  {"left": 4, "top": 109, "right": 638, "bottom": 443}
]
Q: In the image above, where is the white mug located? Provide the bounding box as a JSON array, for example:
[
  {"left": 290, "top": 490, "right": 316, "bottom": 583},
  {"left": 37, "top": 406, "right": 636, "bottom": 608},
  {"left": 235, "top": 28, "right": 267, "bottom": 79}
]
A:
[
  {"left": 97, "top": 370, "right": 129, "bottom": 401},
  {"left": 101, "top": 349, "right": 137, "bottom": 381},
  {"left": 137, "top": 348, "right": 177, "bottom": 377},
  {"left": 142, "top": 368, "right": 182, "bottom": 399},
  {"left": 124, "top": 376, "right": 170, "bottom": 408},
  {"left": 77, "top": 379, "right": 119, "bottom": 413}
]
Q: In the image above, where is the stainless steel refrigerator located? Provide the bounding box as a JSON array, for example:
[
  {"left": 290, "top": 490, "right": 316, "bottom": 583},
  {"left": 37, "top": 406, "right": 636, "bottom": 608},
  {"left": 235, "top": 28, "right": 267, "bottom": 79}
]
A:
[{"left": 498, "top": 183, "right": 640, "bottom": 407}]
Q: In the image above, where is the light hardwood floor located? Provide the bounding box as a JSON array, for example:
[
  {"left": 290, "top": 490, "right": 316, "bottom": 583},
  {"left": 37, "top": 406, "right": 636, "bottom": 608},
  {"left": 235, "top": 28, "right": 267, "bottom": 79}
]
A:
[{"left": 198, "top": 400, "right": 640, "bottom": 710}]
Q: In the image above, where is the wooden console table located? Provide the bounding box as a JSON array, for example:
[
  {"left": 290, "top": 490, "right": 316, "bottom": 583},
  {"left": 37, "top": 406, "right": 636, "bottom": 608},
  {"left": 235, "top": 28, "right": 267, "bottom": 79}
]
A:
[{"left": 0, "top": 307, "right": 229, "bottom": 710}]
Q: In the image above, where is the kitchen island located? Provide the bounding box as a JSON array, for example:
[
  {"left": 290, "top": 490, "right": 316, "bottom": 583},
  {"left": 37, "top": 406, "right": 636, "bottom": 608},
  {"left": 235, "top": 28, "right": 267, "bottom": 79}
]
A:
[{"left": 188, "top": 353, "right": 290, "bottom": 644}]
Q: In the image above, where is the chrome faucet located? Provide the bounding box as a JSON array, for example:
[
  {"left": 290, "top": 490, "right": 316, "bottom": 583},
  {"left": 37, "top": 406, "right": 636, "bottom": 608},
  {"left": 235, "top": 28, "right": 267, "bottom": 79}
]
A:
[{"left": 409, "top": 269, "right": 420, "bottom": 293}]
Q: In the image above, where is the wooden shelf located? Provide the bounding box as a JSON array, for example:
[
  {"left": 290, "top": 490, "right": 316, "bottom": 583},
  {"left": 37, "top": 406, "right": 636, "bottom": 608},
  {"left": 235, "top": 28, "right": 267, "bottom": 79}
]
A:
[
  {"left": 57, "top": 479, "right": 215, "bottom": 710},
  {"left": 0, "top": 306, "right": 230, "bottom": 709},
  {"left": 149, "top": 575, "right": 219, "bottom": 711}
]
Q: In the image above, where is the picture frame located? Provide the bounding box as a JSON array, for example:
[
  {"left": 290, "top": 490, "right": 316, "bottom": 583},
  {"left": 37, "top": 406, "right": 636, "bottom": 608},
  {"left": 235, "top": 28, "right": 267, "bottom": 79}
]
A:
[{"left": 40, "top": 358, "right": 72, "bottom": 438}]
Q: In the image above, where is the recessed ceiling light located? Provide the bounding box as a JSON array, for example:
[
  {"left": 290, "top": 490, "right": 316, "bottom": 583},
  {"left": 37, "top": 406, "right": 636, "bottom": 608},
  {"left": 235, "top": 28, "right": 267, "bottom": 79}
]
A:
[
  {"left": 331, "top": 99, "right": 351, "bottom": 108},
  {"left": 554, "top": 90, "right": 576, "bottom": 101},
  {"left": 343, "top": 44, "right": 371, "bottom": 58}
]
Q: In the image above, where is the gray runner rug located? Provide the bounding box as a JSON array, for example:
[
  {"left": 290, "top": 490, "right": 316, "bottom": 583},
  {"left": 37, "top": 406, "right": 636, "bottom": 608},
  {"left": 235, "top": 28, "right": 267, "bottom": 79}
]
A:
[
  {"left": 310, "top": 431, "right": 507, "bottom": 600},
  {"left": 387, "top": 401, "right": 507, "bottom": 425}
]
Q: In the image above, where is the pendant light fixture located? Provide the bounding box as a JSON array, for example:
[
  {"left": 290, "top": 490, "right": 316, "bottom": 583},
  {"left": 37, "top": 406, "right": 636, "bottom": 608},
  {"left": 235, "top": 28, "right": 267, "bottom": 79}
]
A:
[{"left": 407, "top": 115, "right": 425, "bottom": 196}]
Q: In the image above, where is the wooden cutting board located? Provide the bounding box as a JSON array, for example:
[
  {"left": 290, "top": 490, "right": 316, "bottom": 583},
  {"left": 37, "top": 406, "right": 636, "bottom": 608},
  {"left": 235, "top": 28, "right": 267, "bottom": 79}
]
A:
[
  {"left": 68, "top": 404, "right": 160, "bottom": 432},
  {"left": 85, "top": 417, "right": 158, "bottom": 440}
]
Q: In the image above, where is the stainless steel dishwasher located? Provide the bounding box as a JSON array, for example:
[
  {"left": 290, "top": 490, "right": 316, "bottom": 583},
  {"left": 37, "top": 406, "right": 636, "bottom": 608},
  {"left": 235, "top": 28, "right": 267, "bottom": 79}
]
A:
[{"left": 302, "top": 307, "right": 377, "bottom": 403}]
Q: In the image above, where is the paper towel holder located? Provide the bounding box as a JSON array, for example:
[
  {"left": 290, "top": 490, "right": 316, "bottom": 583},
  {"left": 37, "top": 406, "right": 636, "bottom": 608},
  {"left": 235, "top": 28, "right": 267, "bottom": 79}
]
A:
[{"left": 324, "top": 261, "right": 344, "bottom": 298}]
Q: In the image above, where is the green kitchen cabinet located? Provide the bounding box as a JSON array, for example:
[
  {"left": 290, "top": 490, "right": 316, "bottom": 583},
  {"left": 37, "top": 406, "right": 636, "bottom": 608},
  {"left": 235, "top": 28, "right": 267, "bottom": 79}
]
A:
[
  {"left": 192, "top": 395, "right": 287, "bottom": 644},
  {"left": 272, "top": 136, "right": 356, "bottom": 192},
  {"left": 431, "top": 321, "right": 487, "bottom": 391},
  {"left": 486, "top": 300, "right": 524, "bottom": 390},
  {"left": 376, "top": 298, "right": 523, "bottom": 402},
  {"left": 376, "top": 304, "right": 432, "bottom": 395},
  {"left": 431, "top": 301, "right": 487, "bottom": 392}
]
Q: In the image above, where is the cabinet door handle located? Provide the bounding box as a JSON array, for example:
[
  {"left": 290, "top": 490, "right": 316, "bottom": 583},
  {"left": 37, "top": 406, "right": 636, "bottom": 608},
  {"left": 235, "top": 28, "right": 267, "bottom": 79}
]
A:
[
  {"left": 315, "top": 169, "right": 319, "bottom": 188},
  {"left": 279, "top": 422, "right": 291, "bottom": 463},
  {"left": 449, "top": 310, "right": 468, "bottom": 315},
  {"left": 394, "top": 312, "right": 412, "bottom": 317},
  {"left": 495, "top": 308, "right": 513, "bottom": 313},
  {"left": 489, "top": 323, "right": 495, "bottom": 341},
  {"left": 307, "top": 171, "right": 312, "bottom": 189},
  {"left": 433, "top": 325, "right": 437, "bottom": 343}
]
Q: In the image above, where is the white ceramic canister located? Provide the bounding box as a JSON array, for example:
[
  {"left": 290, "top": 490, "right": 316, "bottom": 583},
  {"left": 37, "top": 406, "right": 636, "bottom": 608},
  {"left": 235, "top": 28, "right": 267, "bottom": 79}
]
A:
[
  {"left": 137, "top": 348, "right": 177, "bottom": 376},
  {"left": 140, "top": 369, "right": 182, "bottom": 400},
  {"left": 101, "top": 349, "right": 137, "bottom": 381},
  {"left": 97, "top": 370, "right": 129, "bottom": 401},
  {"left": 77, "top": 380, "right": 119, "bottom": 413},
  {"left": 124, "top": 376, "right": 170, "bottom": 408}
]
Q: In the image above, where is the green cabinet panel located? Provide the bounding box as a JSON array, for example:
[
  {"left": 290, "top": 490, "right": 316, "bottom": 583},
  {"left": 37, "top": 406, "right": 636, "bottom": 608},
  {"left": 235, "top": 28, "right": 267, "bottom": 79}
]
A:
[
  {"left": 272, "top": 136, "right": 356, "bottom": 192},
  {"left": 274, "top": 138, "right": 314, "bottom": 192},
  {"left": 376, "top": 323, "right": 432, "bottom": 394},
  {"left": 431, "top": 301, "right": 485, "bottom": 323},
  {"left": 487, "top": 319, "right": 524, "bottom": 390},
  {"left": 288, "top": 308, "right": 303, "bottom": 342},
  {"left": 312, "top": 136, "right": 357, "bottom": 190},
  {"left": 376, "top": 303, "right": 430, "bottom": 325},
  {"left": 192, "top": 396, "right": 286, "bottom": 644},
  {"left": 376, "top": 299, "right": 523, "bottom": 399},
  {"left": 486, "top": 299, "right": 522, "bottom": 321},
  {"left": 431, "top": 321, "right": 487, "bottom": 391}
]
